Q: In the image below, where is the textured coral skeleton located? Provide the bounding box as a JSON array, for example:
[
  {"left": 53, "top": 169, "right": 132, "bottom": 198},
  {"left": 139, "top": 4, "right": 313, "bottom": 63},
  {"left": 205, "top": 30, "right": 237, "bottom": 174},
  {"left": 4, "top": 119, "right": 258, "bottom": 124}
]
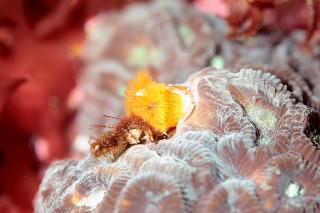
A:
[{"left": 36, "top": 68, "right": 320, "bottom": 212}]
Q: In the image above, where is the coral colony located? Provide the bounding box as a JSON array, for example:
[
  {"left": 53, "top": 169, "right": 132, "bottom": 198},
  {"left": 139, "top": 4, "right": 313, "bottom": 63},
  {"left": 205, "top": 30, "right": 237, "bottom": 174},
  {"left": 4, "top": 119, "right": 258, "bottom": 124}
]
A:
[
  {"left": 36, "top": 68, "right": 320, "bottom": 212},
  {"left": 35, "top": 0, "right": 320, "bottom": 213}
]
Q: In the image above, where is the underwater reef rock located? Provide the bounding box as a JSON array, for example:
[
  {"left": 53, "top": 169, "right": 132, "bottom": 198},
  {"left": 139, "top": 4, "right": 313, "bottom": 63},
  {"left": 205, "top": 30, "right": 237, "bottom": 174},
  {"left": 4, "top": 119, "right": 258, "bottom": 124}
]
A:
[
  {"left": 76, "top": 0, "right": 219, "bottom": 138},
  {"left": 36, "top": 67, "right": 320, "bottom": 213}
]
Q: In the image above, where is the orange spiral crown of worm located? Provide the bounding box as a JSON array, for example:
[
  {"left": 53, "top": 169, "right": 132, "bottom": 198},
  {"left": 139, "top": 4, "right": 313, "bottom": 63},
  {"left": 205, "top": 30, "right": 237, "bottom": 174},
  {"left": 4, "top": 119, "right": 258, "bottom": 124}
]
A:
[{"left": 124, "top": 70, "right": 192, "bottom": 132}]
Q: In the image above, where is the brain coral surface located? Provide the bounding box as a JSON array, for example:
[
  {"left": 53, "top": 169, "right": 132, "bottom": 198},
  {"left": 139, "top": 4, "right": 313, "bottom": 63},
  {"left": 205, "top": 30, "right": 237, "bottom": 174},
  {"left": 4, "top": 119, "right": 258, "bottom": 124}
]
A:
[{"left": 36, "top": 68, "right": 320, "bottom": 213}]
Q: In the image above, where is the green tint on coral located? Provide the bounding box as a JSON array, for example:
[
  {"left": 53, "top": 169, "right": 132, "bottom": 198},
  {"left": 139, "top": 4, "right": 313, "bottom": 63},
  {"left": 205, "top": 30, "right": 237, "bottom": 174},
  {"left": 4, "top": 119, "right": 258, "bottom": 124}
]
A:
[
  {"left": 245, "top": 104, "right": 277, "bottom": 145},
  {"left": 117, "top": 86, "right": 126, "bottom": 97},
  {"left": 210, "top": 55, "right": 224, "bottom": 69},
  {"left": 128, "top": 45, "right": 149, "bottom": 67},
  {"left": 178, "top": 24, "right": 195, "bottom": 47},
  {"left": 285, "top": 181, "right": 305, "bottom": 198},
  {"left": 245, "top": 105, "right": 277, "bottom": 130},
  {"left": 127, "top": 45, "right": 161, "bottom": 68}
]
